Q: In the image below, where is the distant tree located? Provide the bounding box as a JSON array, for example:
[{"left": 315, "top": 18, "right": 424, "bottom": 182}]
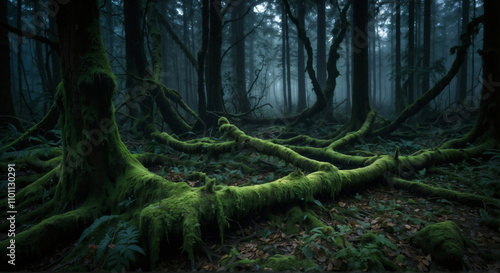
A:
[
  {"left": 456, "top": 0, "right": 469, "bottom": 103},
  {"left": 394, "top": 0, "right": 403, "bottom": 113},
  {"left": 407, "top": 0, "right": 415, "bottom": 104},
  {"left": 0, "top": 0, "right": 23, "bottom": 130},
  {"left": 297, "top": 1, "right": 306, "bottom": 112},
  {"left": 231, "top": 1, "right": 251, "bottom": 113},
  {"left": 286, "top": 6, "right": 293, "bottom": 112},
  {"left": 316, "top": 0, "right": 326, "bottom": 90},
  {"left": 421, "top": 0, "right": 431, "bottom": 113},
  {"left": 281, "top": 3, "right": 288, "bottom": 112}
]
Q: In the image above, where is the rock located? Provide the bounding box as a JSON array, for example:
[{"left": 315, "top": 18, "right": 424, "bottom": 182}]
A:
[{"left": 410, "top": 220, "right": 465, "bottom": 270}]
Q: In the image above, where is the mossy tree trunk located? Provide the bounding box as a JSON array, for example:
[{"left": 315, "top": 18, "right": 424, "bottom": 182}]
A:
[{"left": 54, "top": 0, "right": 136, "bottom": 206}]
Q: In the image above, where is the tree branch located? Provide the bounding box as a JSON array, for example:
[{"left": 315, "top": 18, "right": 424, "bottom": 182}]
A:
[{"left": 0, "top": 19, "right": 59, "bottom": 51}]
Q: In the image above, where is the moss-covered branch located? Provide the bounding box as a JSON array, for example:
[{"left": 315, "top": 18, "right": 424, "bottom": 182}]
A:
[{"left": 389, "top": 177, "right": 499, "bottom": 207}]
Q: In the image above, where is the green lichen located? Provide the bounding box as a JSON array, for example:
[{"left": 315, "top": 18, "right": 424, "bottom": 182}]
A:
[{"left": 410, "top": 220, "right": 466, "bottom": 269}]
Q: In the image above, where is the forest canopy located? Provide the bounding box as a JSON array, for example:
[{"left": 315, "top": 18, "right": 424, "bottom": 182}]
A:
[{"left": 0, "top": 0, "right": 499, "bottom": 271}]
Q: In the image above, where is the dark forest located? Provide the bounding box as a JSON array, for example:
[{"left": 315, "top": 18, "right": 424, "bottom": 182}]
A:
[{"left": 1, "top": 0, "right": 499, "bottom": 271}]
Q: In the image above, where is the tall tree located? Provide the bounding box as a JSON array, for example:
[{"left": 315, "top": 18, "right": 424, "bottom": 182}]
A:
[
  {"left": 231, "top": 2, "right": 251, "bottom": 113},
  {"left": 206, "top": 0, "right": 225, "bottom": 124},
  {"left": 317, "top": 0, "right": 326, "bottom": 90},
  {"left": 421, "top": 0, "right": 431, "bottom": 113},
  {"left": 286, "top": 9, "right": 293, "bottom": 112},
  {"left": 123, "top": 0, "right": 156, "bottom": 135},
  {"left": 349, "top": 0, "right": 371, "bottom": 130},
  {"left": 456, "top": 0, "right": 469, "bottom": 103},
  {"left": 0, "top": 0, "right": 23, "bottom": 130},
  {"left": 297, "top": 1, "right": 306, "bottom": 111},
  {"left": 394, "top": 0, "right": 403, "bottom": 113},
  {"left": 407, "top": 0, "right": 415, "bottom": 104},
  {"left": 345, "top": 24, "right": 351, "bottom": 113},
  {"left": 282, "top": 3, "right": 288, "bottom": 112}
]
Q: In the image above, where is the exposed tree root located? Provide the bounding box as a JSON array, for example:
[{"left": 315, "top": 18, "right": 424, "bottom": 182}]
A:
[
  {"left": 388, "top": 177, "right": 499, "bottom": 208},
  {"left": 2, "top": 115, "right": 499, "bottom": 269}
]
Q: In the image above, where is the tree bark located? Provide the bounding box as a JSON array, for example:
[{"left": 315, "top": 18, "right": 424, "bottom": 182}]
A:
[
  {"left": 206, "top": 0, "right": 225, "bottom": 125},
  {"left": 407, "top": 0, "right": 415, "bottom": 104},
  {"left": 394, "top": 0, "right": 403, "bottom": 113},
  {"left": 282, "top": 4, "right": 288, "bottom": 112},
  {"left": 456, "top": 0, "right": 469, "bottom": 104},
  {"left": 350, "top": 0, "right": 371, "bottom": 130},
  {"left": 297, "top": 1, "right": 306, "bottom": 112},
  {"left": 317, "top": 0, "right": 326, "bottom": 90}
]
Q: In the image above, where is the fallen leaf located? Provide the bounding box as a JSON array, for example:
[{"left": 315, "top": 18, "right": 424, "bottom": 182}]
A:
[{"left": 219, "top": 254, "right": 228, "bottom": 261}]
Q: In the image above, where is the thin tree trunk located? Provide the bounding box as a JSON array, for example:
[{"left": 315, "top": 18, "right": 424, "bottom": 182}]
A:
[
  {"left": 395, "top": 0, "right": 403, "bottom": 113},
  {"left": 456, "top": 0, "right": 469, "bottom": 104},
  {"left": 421, "top": 0, "right": 431, "bottom": 113},
  {"left": 286, "top": 12, "right": 292, "bottom": 112},
  {"left": 317, "top": 0, "right": 326, "bottom": 90},
  {"left": 297, "top": 2, "right": 306, "bottom": 112},
  {"left": 282, "top": 4, "right": 288, "bottom": 112},
  {"left": 407, "top": 0, "right": 415, "bottom": 105}
]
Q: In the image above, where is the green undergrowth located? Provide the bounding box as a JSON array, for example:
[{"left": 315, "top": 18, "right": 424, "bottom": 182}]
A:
[
  {"left": 60, "top": 215, "right": 145, "bottom": 271},
  {"left": 299, "top": 226, "right": 400, "bottom": 271},
  {"left": 220, "top": 249, "right": 320, "bottom": 271}
]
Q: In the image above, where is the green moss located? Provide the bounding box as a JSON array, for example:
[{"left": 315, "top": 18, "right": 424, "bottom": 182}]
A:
[
  {"left": 407, "top": 198, "right": 418, "bottom": 205},
  {"left": 360, "top": 232, "right": 377, "bottom": 245},
  {"left": 284, "top": 206, "right": 333, "bottom": 234},
  {"left": 410, "top": 220, "right": 465, "bottom": 269}
]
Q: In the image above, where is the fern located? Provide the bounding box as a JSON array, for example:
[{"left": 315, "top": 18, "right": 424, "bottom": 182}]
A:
[
  {"left": 78, "top": 215, "right": 118, "bottom": 243},
  {"left": 104, "top": 224, "right": 145, "bottom": 271}
]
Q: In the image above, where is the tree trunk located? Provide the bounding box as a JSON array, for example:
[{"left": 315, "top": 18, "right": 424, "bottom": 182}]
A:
[
  {"left": 407, "top": 0, "right": 415, "bottom": 104},
  {"left": 286, "top": 12, "right": 293, "bottom": 112},
  {"left": 345, "top": 18, "right": 351, "bottom": 113},
  {"left": 421, "top": 0, "right": 431, "bottom": 114},
  {"left": 456, "top": 0, "right": 469, "bottom": 104},
  {"left": 395, "top": 0, "right": 403, "bottom": 113},
  {"left": 350, "top": 0, "right": 371, "bottom": 130},
  {"left": 297, "top": 2, "right": 306, "bottom": 112},
  {"left": 0, "top": 0, "right": 23, "bottom": 130},
  {"left": 197, "top": 0, "right": 209, "bottom": 121},
  {"left": 231, "top": 2, "right": 251, "bottom": 113},
  {"left": 471, "top": 0, "right": 500, "bottom": 143},
  {"left": 123, "top": 0, "right": 156, "bottom": 135},
  {"left": 282, "top": 4, "right": 288, "bottom": 112},
  {"left": 317, "top": 0, "right": 326, "bottom": 90},
  {"left": 206, "top": 0, "right": 225, "bottom": 124}
]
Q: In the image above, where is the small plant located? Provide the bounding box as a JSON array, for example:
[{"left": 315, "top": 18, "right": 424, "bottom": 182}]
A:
[{"left": 79, "top": 216, "right": 145, "bottom": 271}]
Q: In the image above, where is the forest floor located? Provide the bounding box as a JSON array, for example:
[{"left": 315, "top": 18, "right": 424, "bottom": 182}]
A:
[{"left": 2, "top": 114, "right": 500, "bottom": 271}]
